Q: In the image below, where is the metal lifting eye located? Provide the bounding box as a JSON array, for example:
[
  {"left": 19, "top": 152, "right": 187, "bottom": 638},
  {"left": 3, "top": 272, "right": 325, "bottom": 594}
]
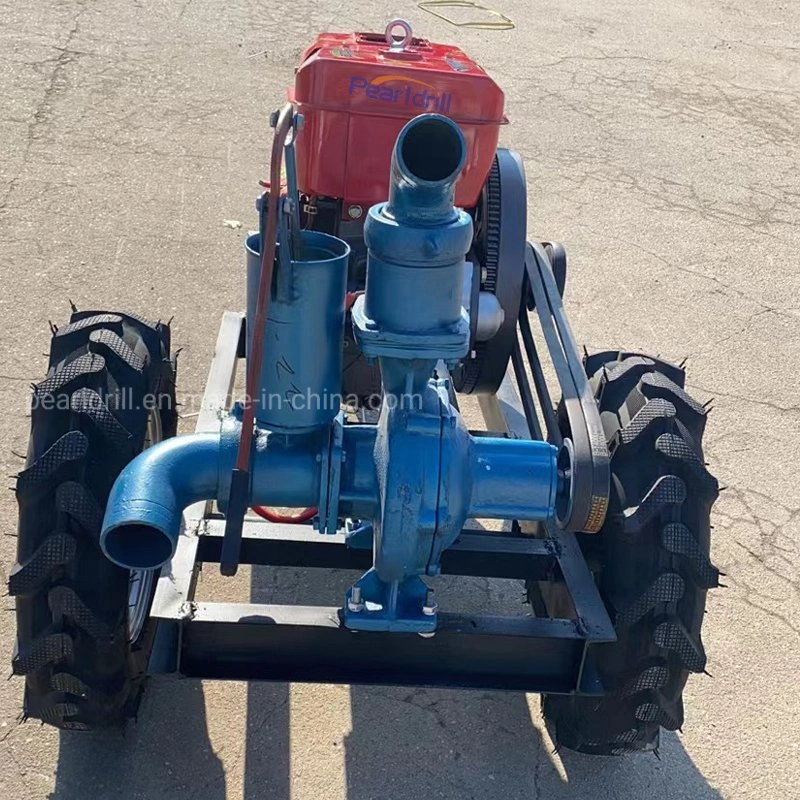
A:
[{"left": 385, "top": 18, "right": 413, "bottom": 50}]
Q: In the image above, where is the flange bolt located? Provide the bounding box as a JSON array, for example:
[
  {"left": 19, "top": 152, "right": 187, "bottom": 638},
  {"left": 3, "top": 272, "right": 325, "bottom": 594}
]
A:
[
  {"left": 348, "top": 586, "right": 365, "bottom": 613},
  {"left": 422, "top": 589, "right": 438, "bottom": 616}
]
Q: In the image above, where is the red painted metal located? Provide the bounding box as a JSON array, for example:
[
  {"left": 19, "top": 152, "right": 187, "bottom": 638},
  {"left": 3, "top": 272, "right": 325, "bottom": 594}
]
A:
[{"left": 291, "top": 30, "right": 506, "bottom": 213}]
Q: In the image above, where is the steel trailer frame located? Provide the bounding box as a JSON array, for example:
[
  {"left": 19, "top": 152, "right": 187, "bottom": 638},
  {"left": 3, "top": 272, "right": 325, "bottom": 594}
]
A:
[{"left": 148, "top": 247, "right": 616, "bottom": 695}]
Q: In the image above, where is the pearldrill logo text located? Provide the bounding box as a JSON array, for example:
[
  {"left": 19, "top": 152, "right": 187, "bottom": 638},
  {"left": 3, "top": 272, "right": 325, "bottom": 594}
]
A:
[{"left": 348, "top": 75, "right": 454, "bottom": 114}]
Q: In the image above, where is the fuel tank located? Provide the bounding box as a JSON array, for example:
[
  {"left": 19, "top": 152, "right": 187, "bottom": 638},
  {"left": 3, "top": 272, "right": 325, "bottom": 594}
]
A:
[{"left": 290, "top": 23, "right": 505, "bottom": 214}]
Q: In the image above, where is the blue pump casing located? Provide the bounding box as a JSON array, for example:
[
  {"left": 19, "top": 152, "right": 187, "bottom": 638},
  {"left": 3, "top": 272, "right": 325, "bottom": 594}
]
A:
[
  {"left": 100, "top": 112, "right": 562, "bottom": 636},
  {"left": 344, "top": 114, "right": 558, "bottom": 631}
]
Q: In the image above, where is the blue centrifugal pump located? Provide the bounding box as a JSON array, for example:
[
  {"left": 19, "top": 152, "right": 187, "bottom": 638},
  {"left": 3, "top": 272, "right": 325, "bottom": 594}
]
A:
[
  {"left": 100, "top": 114, "right": 564, "bottom": 633},
  {"left": 11, "top": 20, "right": 719, "bottom": 754}
]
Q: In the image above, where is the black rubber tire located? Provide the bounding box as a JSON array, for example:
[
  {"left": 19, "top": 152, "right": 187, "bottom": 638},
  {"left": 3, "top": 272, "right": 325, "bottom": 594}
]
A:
[
  {"left": 9, "top": 310, "right": 177, "bottom": 729},
  {"left": 541, "top": 352, "right": 719, "bottom": 754}
]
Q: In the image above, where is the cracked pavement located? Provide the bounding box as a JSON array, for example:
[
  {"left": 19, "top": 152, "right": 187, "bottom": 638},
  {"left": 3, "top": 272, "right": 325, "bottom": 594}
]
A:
[{"left": 0, "top": 1, "right": 798, "bottom": 798}]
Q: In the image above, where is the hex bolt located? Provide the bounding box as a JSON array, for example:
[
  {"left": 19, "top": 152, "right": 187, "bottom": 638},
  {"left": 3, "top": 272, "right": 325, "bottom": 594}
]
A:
[
  {"left": 348, "top": 586, "right": 365, "bottom": 613},
  {"left": 347, "top": 205, "right": 363, "bottom": 220},
  {"left": 422, "top": 589, "right": 437, "bottom": 616}
]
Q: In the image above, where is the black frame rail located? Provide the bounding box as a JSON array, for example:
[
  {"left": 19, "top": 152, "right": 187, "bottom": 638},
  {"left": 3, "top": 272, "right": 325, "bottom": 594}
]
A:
[{"left": 148, "top": 307, "right": 615, "bottom": 694}]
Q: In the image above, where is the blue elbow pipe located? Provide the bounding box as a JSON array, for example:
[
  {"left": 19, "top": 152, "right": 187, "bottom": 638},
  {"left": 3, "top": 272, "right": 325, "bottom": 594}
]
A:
[
  {"left": 386, "top": 113, "right": 466, "bottom": 225},
  {"left": 101, "top": 434, "right": 220, "bottom": 570},
  {"left": 100, "top": 419, "right": 327, "bottom": 571}
]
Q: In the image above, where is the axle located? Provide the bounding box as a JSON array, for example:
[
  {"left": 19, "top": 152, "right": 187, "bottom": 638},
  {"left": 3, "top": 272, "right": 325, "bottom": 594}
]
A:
[{"left": 100, "top": 114, "right": 568, "bottom": 633}]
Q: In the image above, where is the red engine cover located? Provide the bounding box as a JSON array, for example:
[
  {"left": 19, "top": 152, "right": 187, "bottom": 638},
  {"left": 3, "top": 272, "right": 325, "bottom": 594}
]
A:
[{"left": 291, "top": 30, "right": 506, "bottom": 214}]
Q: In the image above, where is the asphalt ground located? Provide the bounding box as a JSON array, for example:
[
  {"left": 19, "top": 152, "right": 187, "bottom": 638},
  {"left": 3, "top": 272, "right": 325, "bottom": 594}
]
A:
[{"left": 1, "top": 1, "right": 798, "bottom": 798}]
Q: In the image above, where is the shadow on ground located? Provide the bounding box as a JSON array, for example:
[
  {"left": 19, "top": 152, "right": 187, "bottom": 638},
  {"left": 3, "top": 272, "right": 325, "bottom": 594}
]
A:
[
  {"left": 345, "top": 687, "right": 722, "bottom": 800},
  {"left": 49, "top": 564, "right": 722, "bottom": 800},
  {"left": 50, "top": 677, "right": 225, "bottom": 800}
]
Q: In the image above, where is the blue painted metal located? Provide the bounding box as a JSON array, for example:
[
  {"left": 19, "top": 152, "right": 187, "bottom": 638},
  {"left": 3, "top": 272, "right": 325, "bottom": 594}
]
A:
[
  {"left": 342, "top": 382, "right": 558, "bottom": 631},
  {"left": 345, "top": 569, "right": 433, "bottom": 633},
  {"left": 101, "top": 433, "right": 221, "bottom": 570},
  {"left": 344, "top": 114, "right": 559, "bottom": 632},
  {"left": 313, "top": 411, "right": 345, "bottom": 534},
  {"left": 245, "top": 229, "right": 349, "bottom": 432},
  {"left": 101, "top": 111, "right": 564, "bottom": 636},
  {"left": 101, "top": 413, "right": 328, "bottom": 570},
  {"left": 468, "top": 436, "right": 559, "bottom": 521},
  {"left": 321, "top": 412, "right": 345, "bottom": 534},
  {"left": 100, "top": 407, "right": 557, "bottom": 576},
  {"left": 338, "top": 424, "right": 379, "bottom": 518},
  {"left": 344, "top": 519, "right": 373, "bottom": 550},
  {"left": 370, "top": 377, "right": 471, "bottom": 584},
  {"left": 351, "top": 114, "right": 472, "bottom": 366}
]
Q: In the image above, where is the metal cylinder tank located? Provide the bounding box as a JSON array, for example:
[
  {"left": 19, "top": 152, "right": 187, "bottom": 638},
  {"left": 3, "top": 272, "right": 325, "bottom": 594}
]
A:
[{"left": 245, "top": 229, "right": 349, "bottom": 432}]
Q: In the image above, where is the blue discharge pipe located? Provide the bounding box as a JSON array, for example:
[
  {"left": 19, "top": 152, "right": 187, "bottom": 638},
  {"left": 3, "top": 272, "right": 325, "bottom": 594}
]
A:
[{"left": 354, "top": 115, "right": 472, "bottom": 365}]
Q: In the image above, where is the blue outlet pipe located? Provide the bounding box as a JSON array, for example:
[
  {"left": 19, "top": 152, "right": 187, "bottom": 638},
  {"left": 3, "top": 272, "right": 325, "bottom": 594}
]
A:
[
  {"left": 100, "top": 422, "right": 329, "bottom": 571},
  {"left": 360, "top": 115, "right": 473, "bottom": 347},
  {"left": 386, "top": 113, "right": 466, "bottom": 225}
]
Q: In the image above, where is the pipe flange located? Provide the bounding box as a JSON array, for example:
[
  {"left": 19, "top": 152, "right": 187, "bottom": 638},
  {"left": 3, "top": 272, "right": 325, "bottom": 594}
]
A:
[
  {"left": 351, "top": 295, "right": 470, "bottom": 363},
  {"left": 317, "top": 412, "right": 344, "bottom": 534}
]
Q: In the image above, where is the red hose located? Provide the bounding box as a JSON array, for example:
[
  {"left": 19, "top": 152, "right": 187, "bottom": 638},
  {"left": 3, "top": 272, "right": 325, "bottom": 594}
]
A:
[
  {"left": 235, "top": 104, "right": 295, "bottom": 474},
  {"left": 251, "top": 506, "right": 318, "bottom": 524},
  {"left": 241, "top": 109, "right": 318, "bottom": 531}
]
